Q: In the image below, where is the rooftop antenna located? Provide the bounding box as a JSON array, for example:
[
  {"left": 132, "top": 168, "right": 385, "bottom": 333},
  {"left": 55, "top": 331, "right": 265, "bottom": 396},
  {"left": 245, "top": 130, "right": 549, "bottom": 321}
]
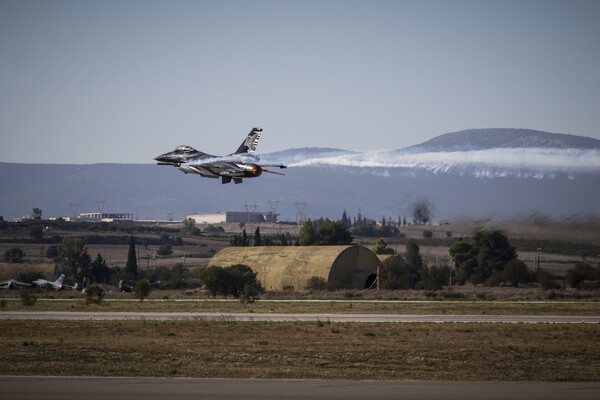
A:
[{"left": 68, "top": 203, "right": 80, "bottom": 219}]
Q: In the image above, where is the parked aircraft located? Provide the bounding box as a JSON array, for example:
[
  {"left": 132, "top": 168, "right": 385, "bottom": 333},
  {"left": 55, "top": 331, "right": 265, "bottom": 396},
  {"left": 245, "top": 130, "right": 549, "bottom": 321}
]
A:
[
  {"left": 0, "top": 279, "right": 32, "bottom": 289},
  {"left": 31, "top": 274, "right": 79, "bottom": 290},
  {"left": 154, "top": 127, "right": 287, "bottom": 184}
]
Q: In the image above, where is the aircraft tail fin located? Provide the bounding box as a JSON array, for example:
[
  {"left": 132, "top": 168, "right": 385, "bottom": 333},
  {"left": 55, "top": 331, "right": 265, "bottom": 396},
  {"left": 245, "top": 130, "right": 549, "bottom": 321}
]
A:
[
  {"left": 56, "top": 274, "right": 65, "bottom": 284},
  {"left": 234, "top": 128, "right": 262, "bottom": 154}
]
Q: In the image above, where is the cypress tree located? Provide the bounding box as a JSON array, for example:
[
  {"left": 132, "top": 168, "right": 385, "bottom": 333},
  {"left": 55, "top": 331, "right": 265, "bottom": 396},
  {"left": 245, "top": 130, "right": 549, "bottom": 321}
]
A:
[
  {"left": 254, "top": 227, "right": 262, "bottom": 246},
  {"left": 125, "top": 236, "right": 138, "bottom": 280}
]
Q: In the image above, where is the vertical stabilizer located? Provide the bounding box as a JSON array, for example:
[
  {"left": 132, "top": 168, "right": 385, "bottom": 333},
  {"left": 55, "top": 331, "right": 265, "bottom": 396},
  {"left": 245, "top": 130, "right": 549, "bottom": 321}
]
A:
[{"left": 234, "top": 128, "right": 262, "bottom": 154}]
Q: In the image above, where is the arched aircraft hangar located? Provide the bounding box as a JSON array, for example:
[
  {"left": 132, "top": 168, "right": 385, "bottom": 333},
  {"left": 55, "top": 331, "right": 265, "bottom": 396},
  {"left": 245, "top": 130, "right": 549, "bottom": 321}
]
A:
[{"left": 208, "top": 245, "right": 381, "bottom": 291}]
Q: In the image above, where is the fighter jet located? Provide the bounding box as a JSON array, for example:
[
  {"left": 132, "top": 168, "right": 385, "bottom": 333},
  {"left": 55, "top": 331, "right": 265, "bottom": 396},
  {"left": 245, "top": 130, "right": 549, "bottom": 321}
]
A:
[
  {"left": 0, "top": 278, "right": 32, "bottom": 289},
  {"left": 154, "top": 127, "right": 287, "bottom": 184},
  {"left": 31, "top": 274, "right": 79, "bottom": 290}
]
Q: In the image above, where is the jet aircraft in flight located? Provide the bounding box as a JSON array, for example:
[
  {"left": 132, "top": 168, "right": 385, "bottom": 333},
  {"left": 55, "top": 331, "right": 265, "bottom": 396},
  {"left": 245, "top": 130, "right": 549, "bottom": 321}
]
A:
[
  {"left": 32, "top": 274, "right": 78, "bottom": 290},
  {"left": 154, "top": 128, "right": 286, "bottom": 184}
]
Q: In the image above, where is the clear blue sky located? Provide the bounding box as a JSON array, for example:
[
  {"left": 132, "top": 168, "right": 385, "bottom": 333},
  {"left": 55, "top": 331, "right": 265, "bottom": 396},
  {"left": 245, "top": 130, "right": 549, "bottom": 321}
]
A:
[{"left": 1, "top": 0, "right": 599, "bottom": 163}]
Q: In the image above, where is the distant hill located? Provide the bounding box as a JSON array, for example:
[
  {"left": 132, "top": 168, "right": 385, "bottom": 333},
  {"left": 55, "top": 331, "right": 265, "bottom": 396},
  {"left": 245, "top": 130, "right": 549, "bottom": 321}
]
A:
[
  {"left": 409, "top": 128, "right": 600, "bottom": 151},
  {"left": 1, "top": 128, "right": 599, "bottom": 222}
]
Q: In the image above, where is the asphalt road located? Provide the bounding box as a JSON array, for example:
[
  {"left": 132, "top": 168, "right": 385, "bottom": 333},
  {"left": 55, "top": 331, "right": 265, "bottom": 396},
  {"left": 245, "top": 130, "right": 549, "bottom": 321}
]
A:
[
  {"left": 1, "top": 376, "right": 599, "bottom": 400},
  {"left": 1, "top": 311, "right": 599, "bottom": 323}
]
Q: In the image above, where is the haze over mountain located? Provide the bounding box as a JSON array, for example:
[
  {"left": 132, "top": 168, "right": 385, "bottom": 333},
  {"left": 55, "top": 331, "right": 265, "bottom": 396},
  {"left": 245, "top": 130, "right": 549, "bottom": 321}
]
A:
[{"left": 1, "top": 129, "right": 599, "bottom": 222}]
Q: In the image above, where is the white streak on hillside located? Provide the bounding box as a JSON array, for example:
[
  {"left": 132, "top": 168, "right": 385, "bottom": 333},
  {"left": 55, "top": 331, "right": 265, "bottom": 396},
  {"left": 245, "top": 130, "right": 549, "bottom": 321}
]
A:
[{"left": 281, "top": 148, "right": 600, "bottom": 178}]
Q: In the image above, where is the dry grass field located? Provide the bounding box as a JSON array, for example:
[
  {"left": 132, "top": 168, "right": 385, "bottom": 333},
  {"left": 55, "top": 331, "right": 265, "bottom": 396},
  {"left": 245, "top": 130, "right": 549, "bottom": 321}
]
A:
[
  {"left": 0, "top": 320, "right": 598, "bottom": 381},
  {"left": 1, "top": 295, "right": 599, "bottom": 315}
]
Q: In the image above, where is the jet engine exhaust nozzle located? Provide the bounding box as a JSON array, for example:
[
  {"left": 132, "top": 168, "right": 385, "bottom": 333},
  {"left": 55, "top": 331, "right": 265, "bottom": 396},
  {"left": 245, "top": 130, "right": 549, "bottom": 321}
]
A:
[{"left": 246, "top": 164, "right": 262, "bottom": 177}]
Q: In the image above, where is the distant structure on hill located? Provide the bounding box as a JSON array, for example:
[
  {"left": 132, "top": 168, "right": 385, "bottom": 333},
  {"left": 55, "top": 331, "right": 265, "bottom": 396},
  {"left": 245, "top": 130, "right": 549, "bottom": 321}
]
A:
[
  {"left": 79, "top": 212, "right": 134, "bottom": 222},
  {"left": 188, "top": 211, "right": 278, "bottom": 224}
]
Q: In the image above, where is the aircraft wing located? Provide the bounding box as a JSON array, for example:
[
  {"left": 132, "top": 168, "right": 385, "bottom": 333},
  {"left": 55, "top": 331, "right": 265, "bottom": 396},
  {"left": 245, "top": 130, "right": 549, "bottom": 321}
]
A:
[
  {"left": 61, "top": 283, "right": 79, "bottom": 290},
  {"left": 0, "top": 279, "right": 32, "bottom": 289}
]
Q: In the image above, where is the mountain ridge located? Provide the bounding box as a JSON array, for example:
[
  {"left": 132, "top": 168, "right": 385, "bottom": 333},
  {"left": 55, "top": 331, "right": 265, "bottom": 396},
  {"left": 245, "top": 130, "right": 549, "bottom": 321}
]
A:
[{"left": 408, "top": 128, "right": 600, "bottom": 151}]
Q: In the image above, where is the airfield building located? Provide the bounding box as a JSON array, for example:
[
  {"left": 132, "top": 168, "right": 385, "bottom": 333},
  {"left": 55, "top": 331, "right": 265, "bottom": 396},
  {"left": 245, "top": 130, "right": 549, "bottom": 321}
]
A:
[
  {"left": 79, "top": 212, "right": 133, "bottom": 222},
  {"left": 208, "top": 245, "right": 381, "bottom": 291},
  {"left": 188, "top": 211, "right": 278, "bottom": 224}
]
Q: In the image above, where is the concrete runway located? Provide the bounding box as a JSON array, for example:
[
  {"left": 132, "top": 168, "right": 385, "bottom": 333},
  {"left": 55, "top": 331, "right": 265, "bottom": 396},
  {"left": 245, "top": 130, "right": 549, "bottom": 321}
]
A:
[
  {"left": 1, "top": 311, "right": 599, "bottom": 323},
  {"left": 1, "top": 376, "right": 599, "bottom": 400}
]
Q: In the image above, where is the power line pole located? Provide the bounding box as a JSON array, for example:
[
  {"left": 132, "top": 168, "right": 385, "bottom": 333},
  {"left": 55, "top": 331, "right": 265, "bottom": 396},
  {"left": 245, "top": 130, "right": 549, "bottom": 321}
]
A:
[
  {"left": 96, "top": 200, "right": 106, "bottom": 213},
  {"left": 295, "top": 201, "right": 306, "bottom": 226},
  {"left": 68, "top": 203, "right": 80, "bottom": 220}
]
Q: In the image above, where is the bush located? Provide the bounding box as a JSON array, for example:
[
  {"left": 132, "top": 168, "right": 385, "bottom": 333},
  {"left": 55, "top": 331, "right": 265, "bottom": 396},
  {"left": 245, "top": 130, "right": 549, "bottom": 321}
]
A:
[
  {"left": 204, "top": 225, "right": 225, "bottom": 233},
  {"left": 240, "top": 283, "right": 261, "bottom": 303},
  {"left": 133, "top": 280, "right": 151, "bottom": 302},
  {"left": 305, "top": 276, "right": 328, "bottom": 290},
  {"left": 3, "top": 248, "right": 25, "bottom": 263},
  {"left": 372, "top": 239, "right": 395, "bottom": 255},
  {"left": 225, "top": 264, "right": 263, "bottom": 299},
  {"left": 503, "top": 259, "right": 529, "bottom": 287},
  {"left": 484, "top": 270, "right": 505, "bottom": 287},
  {"left": 537, "top": 269, "right": 560, "bottom": 291},
  {"left": 417, "top": 265, "right": 450, "bottom": 291},
  {"left": 422, "top": 230, "right": 433, "bottom": 239},
  {"left": 200, "top": 264, "right": 263, "bottom": 299},
  {"left": 45, "top": 245, "right": 60, "bottom": 259},
  {"left": 20, "top": 291, "right": 37, "bottom": 307},
  {"left": 565, "top": 262, "right": 600, "bottom": 289},
  {"left": 157, "top": 244, "right": 173, "bottom": 256},
  {"left": 380, "top": 255, "right": 411, "bottom": 289},
  {"left": 84, "top": 286, "right": 105, "bottom": 305}
]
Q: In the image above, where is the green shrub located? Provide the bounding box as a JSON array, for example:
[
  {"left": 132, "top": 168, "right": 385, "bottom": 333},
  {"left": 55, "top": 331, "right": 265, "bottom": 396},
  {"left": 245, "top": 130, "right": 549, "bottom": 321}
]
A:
[
  {"left": 157, "top": 244, "right": 173, "bottom": 256},
  {"left": 84, "top": 286, "right": 105, "bottom": 305},
  {"left": 133, "top": 280, "right": 151, "bottom": 302},
  {"left": 20, "top": 291, "right": 37, "bottom": 307},
  {"left": 537, "top": 269, "right": 559, "bottom": 291}
]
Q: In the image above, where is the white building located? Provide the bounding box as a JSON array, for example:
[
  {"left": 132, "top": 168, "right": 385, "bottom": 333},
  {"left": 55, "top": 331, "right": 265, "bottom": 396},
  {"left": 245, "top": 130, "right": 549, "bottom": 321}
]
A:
[
  {"left": 79, "top": 212, "right": 133, "bottom": 222},
  {"left": 188, "top": 211, "right": 278, "bottom": 224}
]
